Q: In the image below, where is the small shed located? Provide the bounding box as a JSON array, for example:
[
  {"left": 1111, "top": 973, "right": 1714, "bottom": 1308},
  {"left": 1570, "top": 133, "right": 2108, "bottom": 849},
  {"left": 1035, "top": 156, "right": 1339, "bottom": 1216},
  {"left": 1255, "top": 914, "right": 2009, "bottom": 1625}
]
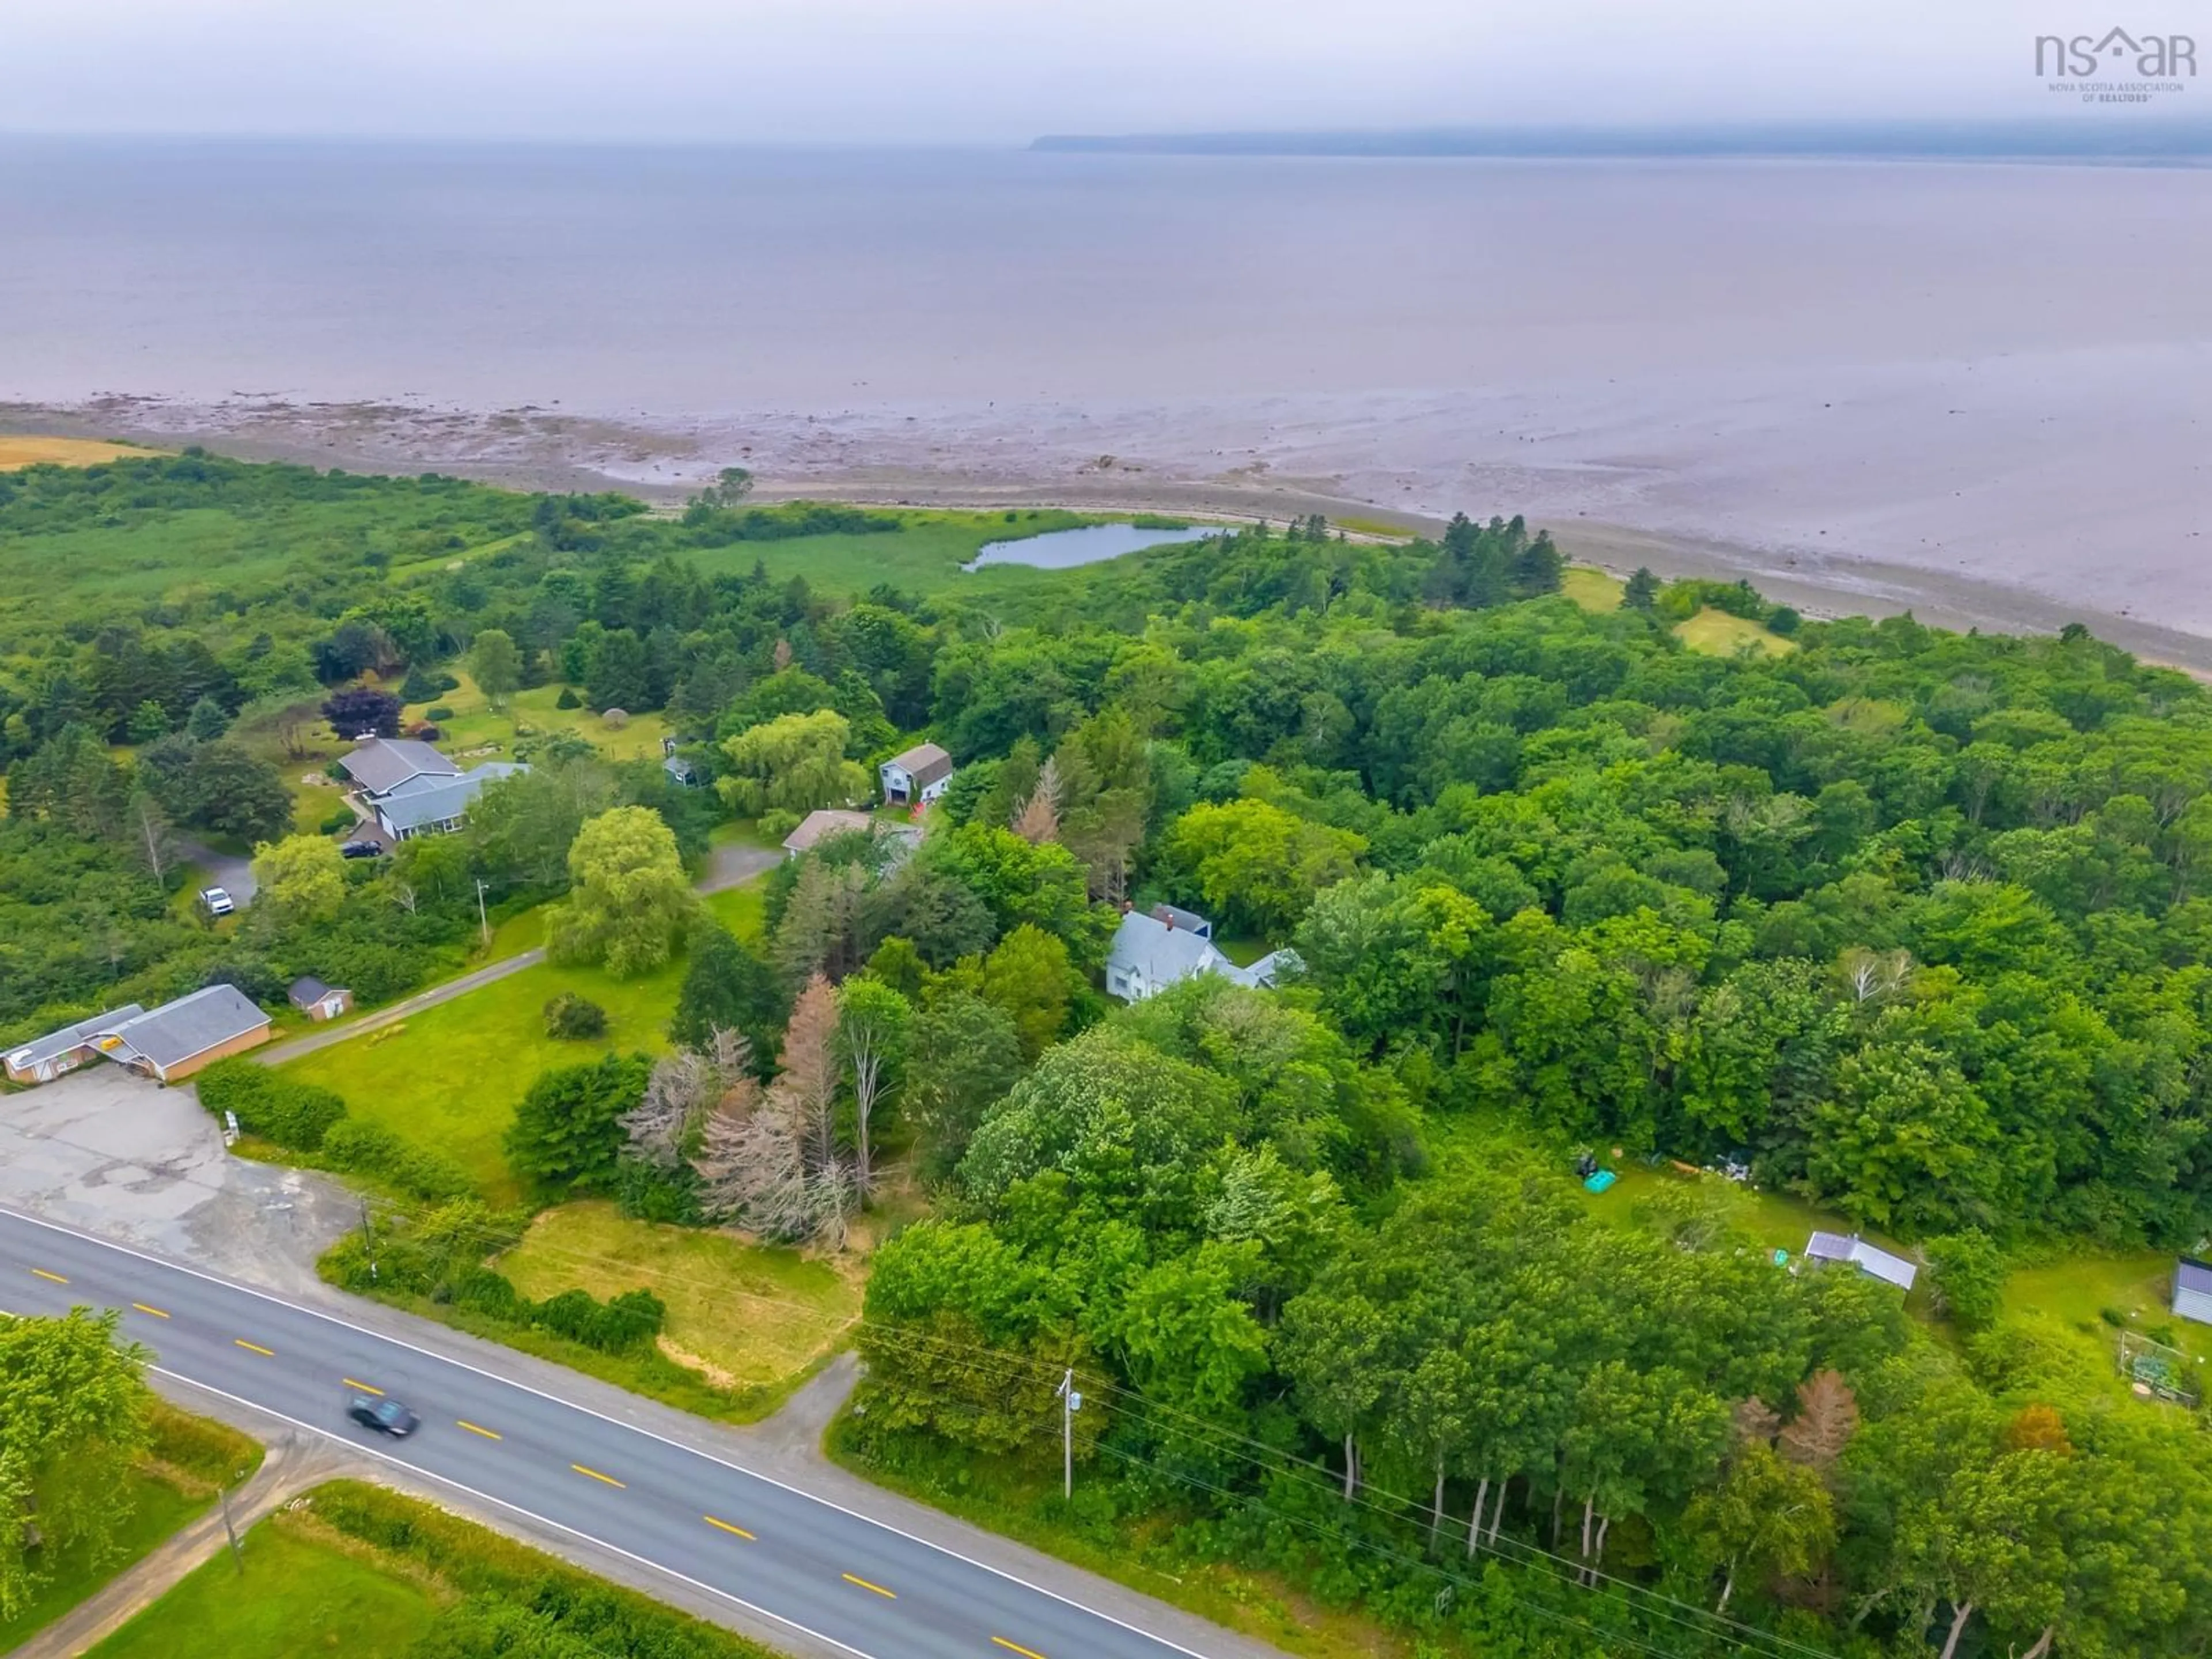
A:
[
  {"left": 1804, "top": 1230, "right": 1918, "bottom": 1292},
  {"left": 2173, "top": 1257, "right": 2212, "bottom": 1327},
  {"left": 287, "top": 976, "right": 354, "bottom": 1023}
]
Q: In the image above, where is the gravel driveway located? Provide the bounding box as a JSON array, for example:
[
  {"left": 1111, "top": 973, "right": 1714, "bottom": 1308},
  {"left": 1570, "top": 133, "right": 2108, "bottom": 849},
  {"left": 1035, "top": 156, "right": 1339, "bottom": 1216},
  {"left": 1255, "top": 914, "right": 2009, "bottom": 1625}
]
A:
[{"left": 0, "top": 1068, "right": 353, "bottom": 1294}]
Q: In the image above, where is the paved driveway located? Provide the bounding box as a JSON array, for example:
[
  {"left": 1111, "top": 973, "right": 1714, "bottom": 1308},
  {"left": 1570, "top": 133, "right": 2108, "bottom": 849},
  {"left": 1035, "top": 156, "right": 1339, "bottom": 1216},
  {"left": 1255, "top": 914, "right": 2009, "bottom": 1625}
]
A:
[{"left": 0, "top": 1068, "right": 351, "bottom": 1293}]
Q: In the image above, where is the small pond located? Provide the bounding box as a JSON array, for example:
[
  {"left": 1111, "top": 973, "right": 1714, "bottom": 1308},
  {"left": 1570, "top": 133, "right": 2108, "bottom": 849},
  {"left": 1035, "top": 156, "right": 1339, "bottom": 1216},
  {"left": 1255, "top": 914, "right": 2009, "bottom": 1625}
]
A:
[{"left": 963, "top": 521, "right": 1218, "bottom": 571}]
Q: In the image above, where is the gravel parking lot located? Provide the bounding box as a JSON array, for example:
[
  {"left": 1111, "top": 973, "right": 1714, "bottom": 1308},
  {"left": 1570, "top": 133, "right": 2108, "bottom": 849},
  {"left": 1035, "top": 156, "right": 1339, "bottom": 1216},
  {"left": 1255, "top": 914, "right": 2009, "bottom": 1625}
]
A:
[{"left": 0, "top": 1067, "right": 353, "bottom": 1293}]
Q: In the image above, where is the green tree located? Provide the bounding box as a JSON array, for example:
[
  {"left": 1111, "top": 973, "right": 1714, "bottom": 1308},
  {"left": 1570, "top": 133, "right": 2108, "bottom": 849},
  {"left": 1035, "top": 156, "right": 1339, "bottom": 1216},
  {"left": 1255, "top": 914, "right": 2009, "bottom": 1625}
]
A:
[
  {"left": 1682, "top": 1444, "right": 1836, "bottom": 1612},
  {"left": 251, "top": 832, "right": 349, "bottom": 923},
  {"left": 904, "top": 990, "right": 1026, "bottom": 1181},
  {"left": 125, "top": 699, "right": 169, "bottom": 743},
  {"left": 469, "top": 628, "right": 523, "bottom": 711},
  {"left": 669, "top": 923, "right": 789, "bottom": 1061},
  {"left": 505, "top": 1052, "right": 653, "bottom": 1194},
  {"left": 837, "top": 974, "right": 911, "bottom": 1195},
  {"left": 1163, "top": 798, "right": 1364, "bottom": 936},
  {"left": 978, "top": 923, "right": 1075, "bottom": 1059},
  {"left": 544, "top": 805, "right": 698, "bottom": 978},
  {"left": 1623, "top": 566, "right": 1661, "bottom": 610},
  {"left": 0, "top": 1310, "right": 153, "bottom": 1621},
  {"left": 184, "top": 695, "right": 231, "bottom": 741},
  {"left": 717, "top": 710, "right": 870, "bottom": 818},
  {"left": 1922, "top": 1229, "right": 2006, "bottom": 1331}
]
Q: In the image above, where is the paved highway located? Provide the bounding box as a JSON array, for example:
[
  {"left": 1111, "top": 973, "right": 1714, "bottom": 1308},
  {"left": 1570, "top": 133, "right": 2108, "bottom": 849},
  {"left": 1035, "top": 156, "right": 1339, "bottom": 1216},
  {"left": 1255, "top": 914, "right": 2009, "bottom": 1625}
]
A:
[{"left": 0, "top": 1206, "right": 1209, "bottom": 1659}]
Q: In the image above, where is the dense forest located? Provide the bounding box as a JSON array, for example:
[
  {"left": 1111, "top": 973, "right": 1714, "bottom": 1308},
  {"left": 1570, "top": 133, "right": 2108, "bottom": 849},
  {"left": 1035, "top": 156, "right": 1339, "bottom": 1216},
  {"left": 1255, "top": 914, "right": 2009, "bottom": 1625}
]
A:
[{"left": 8, "top": 451, "right": 2212, "bottom": 1658}]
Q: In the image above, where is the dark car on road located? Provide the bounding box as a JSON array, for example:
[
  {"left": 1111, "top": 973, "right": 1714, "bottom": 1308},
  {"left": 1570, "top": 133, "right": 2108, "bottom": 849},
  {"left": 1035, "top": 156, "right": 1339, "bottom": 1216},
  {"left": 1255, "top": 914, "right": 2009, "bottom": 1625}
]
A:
[
  {"left": 349, "top": 1395, "right": 421, "bottom": 1437},
  {"left": 339, "top": 840, "right": 384, "bottom": 859}
]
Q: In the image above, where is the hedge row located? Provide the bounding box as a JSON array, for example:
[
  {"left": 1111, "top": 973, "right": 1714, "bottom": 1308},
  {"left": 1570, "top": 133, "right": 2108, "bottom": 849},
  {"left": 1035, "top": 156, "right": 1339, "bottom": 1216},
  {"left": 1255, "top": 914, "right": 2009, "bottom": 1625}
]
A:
[
  {"left": 196, "top": 1059, "right": 473, "bottom": 1202},
  {"left": 322, "top": 1225, "right": 667, "bottom": 1357},
  {"left": 302, "top": 1481, "right": 781, "bottom": 1659}
]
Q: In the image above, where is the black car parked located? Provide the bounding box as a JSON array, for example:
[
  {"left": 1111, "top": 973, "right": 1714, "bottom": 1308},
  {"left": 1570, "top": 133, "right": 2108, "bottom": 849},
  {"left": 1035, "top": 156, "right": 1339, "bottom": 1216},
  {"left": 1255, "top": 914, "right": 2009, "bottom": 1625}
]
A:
[
  {"left": 348, "top": 1394, "right": 421, "bottom": 1437},
  {"left": 339, "top": 839, "right": 385, "bottom": 859}
]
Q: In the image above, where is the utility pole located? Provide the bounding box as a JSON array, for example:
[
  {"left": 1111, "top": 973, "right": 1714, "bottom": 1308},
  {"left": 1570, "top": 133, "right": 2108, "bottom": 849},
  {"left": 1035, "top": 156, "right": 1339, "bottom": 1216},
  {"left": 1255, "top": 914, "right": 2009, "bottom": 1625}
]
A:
[
  {"left": 361, "top": 1199, "right": 378, "bottom": 1282},
  {"left": 475, "top": 878, "right": 491, "bottom": 947},
  {"left": 1055, "top": 1369, "right": 1081, "bottom": 1502},
  {"left": 219, "top": 1477, "right": 244, "bottom": 1574}
]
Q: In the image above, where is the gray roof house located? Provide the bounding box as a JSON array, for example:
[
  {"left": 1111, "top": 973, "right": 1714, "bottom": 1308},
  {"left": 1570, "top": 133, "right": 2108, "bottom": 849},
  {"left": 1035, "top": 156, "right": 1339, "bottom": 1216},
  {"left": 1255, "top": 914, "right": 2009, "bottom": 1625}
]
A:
[
  {"left": 1104, "top": 908, "right": 1299, "bottom": 1002},
  {"left": 5, "top": 1004, "right": 146, "bottom": 1085},
  {"left": 2174, "top": 1258, "right": 2212, "bottom": 1327},
  {"left": 782, "top": 808, "right": 923, "bottom": 862},
  {"left": 97, "top": 984, "right": 273, "bottom": 1082},
  {"left": 338, "top": 736, "right": 459, "bottom": 797},
  {"left": 1804, "top": 1231, "right": 1918, "bottom": 1292},
  {"left": 371, "top": 760, "right": 527, "bottom": 839},
  {"left": 880, "top": 741, "right": 955, "bottom": 806}
]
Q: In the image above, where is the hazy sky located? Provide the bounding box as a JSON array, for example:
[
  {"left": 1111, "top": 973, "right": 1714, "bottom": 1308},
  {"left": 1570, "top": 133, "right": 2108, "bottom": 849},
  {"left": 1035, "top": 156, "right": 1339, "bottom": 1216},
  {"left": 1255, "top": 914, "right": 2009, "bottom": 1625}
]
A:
[{"left": 3, "top": 0, "right": 2203, "bottom": 142}]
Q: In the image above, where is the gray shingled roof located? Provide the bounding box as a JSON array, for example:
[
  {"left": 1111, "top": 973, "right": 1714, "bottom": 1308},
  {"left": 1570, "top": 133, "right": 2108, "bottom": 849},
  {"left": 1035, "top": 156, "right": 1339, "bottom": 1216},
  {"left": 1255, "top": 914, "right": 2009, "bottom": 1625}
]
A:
[
  {"left": 2177, "top": 1258, "right": 2212, "bottom": 1298},
  {"left": 288, "top": 976, "right": 334, "bottom": 1006},
  {"left": 7, "top": 1005, "right": 145, "bottom": 1069},
  {"left": 103, "top": 984, "right": 270, "bottom": 1069},
  {"left": 339, "top": 737, "right": 459, "bottom": 797},
  {"left": 885, "top": 742, "right": 953, "bottom": 789},
  {"left": 376, "top": 762, "right": 525, "bottom": 833}
]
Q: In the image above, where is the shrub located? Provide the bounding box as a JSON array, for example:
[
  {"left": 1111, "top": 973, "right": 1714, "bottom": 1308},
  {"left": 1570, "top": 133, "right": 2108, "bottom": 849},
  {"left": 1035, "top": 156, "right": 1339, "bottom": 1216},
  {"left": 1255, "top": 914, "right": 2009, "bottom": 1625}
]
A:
[
  {"left": 2100, "top": 1305, "right": 2129, "bottom": 1328},
  {"left": 543, "top": 992, "right": 608, "bottom": 1040},
  {"left": 426, "top": 704, "right": 456, "bottom": 722},
  {"left": 555, "top": 687, "right": 582, "bottom": 710},
  {"left": 317, "top": 806, "right": 357, "bottom": 835},
  {"left": 322, "top": 1119, "right": 475, "bottom": 1202},
  {"left": 196, "top": 1059, "right": 347, "bottom": 1152}
]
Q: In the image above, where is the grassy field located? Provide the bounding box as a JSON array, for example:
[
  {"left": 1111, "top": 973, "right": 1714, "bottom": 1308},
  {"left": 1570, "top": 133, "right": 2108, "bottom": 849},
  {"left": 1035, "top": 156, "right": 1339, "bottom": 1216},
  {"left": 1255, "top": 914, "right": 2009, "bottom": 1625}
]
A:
[
  {"left": 410, "top": 668, "right": 673, "bottom": 763},
  {"left": 84, "top": 1515, "right": 438, "bottom": 1659},
  {"left": 280, "top": 941, "right": 687, "bottom": 1203},
  {"left": 681, "top": 506, "right": 1098, "bottom": 593},
  {"left": 1560, "top": 566, "right": 1624, "bottom": 612},
  {"left": 0, "top": 435, "right": 163, "bottom": 469},
  {"left": 0, "top": 1402, "right": 262, "bottom": 1653},
  {"left": 499, "top": 1199, "right": 861, "bottom": 1392},
  {"left": 1676, "top": 607, "right": 1797, "bottom": 657}
]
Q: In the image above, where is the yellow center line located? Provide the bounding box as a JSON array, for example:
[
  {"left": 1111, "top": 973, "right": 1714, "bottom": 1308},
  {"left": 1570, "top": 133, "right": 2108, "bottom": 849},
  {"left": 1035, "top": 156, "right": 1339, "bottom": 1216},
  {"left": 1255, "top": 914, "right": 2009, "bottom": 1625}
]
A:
[
  {"left": 841, "top": 1572, "right": 896, "bottom": 1599},
  {"left": 457, "top": 1421, "right": 502, "bottom": 1441},
  {"left": 30, "top": 1268, "right": 67, "bottom": 1284},
  {"left": 344, "top": 1378, "right": 383, "bottom": 1395},
  {"left": 234, "top": 1339, "right": 275, "bottom": 1356},
  {"left": 571, "top": 1463, "right": 625, "bottom": 1488},
  {"left": 131, "top": 1302, "right": 170, "bottom": 1319},
  {"left": 703, "top": 1515, "right": 756, "bottom": 1541},
  {"left": 993, "top": 1639, "right": 1048, "bottom": 1659}
]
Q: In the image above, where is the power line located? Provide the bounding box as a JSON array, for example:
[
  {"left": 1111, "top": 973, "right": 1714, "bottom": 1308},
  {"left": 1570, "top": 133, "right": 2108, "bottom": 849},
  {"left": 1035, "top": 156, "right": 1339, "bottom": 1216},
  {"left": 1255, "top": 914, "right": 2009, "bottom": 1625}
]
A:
[{"left": 0, "top": 1114, "right": 1842, "bottom": 1659}]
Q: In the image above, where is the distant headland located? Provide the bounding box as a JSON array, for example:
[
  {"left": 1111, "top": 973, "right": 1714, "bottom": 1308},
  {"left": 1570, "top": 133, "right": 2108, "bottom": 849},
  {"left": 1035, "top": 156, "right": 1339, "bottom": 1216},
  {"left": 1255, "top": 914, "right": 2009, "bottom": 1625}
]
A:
[{"left": 1031, "top": 119, "right": 2212, "bottom": 164}]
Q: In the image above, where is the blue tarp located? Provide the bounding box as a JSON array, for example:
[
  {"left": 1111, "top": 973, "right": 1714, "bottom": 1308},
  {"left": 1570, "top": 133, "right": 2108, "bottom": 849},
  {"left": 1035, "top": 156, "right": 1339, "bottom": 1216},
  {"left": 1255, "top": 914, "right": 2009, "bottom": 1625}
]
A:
[{"left": 1584, "top": 1169, "right": 1618, "bottom": 1194}]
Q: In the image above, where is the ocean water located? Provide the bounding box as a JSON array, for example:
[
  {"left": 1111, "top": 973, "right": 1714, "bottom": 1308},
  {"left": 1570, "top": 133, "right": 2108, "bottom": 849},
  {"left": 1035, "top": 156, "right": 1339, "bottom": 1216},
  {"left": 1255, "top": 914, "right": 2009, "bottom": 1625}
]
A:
[{"left": 2, "top": 139, "right": 2206, "bottom": 631}]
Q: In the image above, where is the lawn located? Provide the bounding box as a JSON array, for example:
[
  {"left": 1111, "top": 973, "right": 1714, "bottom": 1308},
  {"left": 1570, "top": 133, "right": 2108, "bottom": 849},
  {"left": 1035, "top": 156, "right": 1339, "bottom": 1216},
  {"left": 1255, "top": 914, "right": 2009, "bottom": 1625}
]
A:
[
  {"left": 0, "top": 1402, "right": 261, "bottom": 1653},
  {"left": 410, "top": 669, "right": 672, "bottom": 763},
  {"left": 84, "top": 1514, "right": 437, "bottom": 1659},
  {"left": 1559, "top": 565, "right": 1624, "bottom": 612},
  {"left": 279, "top": 944, "right": 687, "bottom": 1203},
  {"left": 0, "top": 435, "right": 163, "bottom": 469},
  {"left": 1999, "top": 1249, "right": 2211, "bottom": 1404},
  {"left": 704, "top": 879, "right": 768, "bottom": 941},
  {"left": 1675, "top": 606, "right": 1796, "bottom": 658},
  {"left": 498, "top": 1199, "right": 861, "bottom": 1393}
]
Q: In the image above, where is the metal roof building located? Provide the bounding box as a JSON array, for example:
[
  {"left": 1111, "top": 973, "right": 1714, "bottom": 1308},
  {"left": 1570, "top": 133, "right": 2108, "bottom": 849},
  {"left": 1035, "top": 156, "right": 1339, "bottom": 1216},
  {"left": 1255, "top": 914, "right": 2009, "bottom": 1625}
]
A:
[{"left": 1804, "top": 1230, "right": 1918, "bottom": 1291}]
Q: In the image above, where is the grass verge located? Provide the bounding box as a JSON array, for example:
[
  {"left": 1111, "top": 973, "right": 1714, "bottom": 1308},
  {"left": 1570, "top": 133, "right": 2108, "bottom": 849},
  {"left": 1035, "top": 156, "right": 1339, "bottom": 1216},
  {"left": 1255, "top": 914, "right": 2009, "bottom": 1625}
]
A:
[
  {"left": 825, "top": 1422, "right": 1426, "bottom": 1659},
  {"left": 1559, "top": 566, "right": 1624, "bottom": 612}
]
